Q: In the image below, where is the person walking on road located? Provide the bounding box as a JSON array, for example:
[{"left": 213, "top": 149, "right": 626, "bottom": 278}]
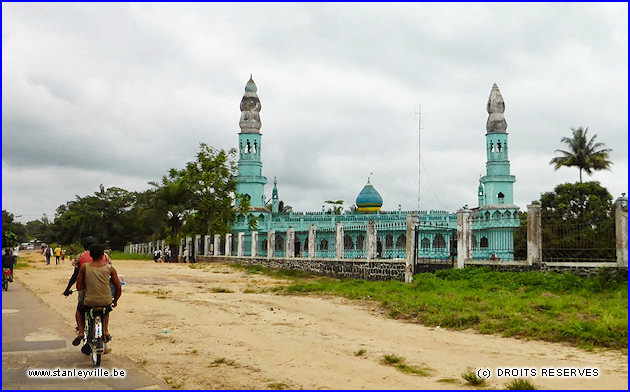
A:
[
  {"left": 54, "top": 246, "right": 62, "bottom": 265},
  {"left": 44, "top": 246, "right": 52, "bottom": 265}
]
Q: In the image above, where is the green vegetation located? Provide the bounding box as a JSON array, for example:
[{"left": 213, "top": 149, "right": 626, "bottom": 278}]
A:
[
  {"left": 355, "top": 348, "right": 366, "bottom": 356},
  {"left": 505, "top": 378, "right": 537, "bottom": 390},
  {"left": 437, "top": 378, "right": 459, "bottom": 384},
  {"left": 462, "top": 371, "right": 486, "bottom": 386},
  {"left": 211, "top": 357, "right": 237, "bottom": 367},
  {"left": 380, "top": 354, "right": 431, "bottom": 376},
  {"left": 261, "top": 267, "right": 627, "bottom": 350},
  {"left": 267, "top": 382, "right": 289, "bottom": 390},
  {"left": 550, "top": 126, "right": 612, "bottom": 183},
  {"left": 210, "top": 287, "right": 234, "bottom": 293}
]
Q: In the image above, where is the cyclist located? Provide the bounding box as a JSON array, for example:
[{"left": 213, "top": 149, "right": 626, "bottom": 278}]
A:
[{"left": 76, "top": 243, "right": 122, "bottom": 343}]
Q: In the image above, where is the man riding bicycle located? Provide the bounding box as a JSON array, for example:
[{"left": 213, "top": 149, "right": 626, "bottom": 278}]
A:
[{"left": 75, "top": 243, "right": 121, "bottom": 344}]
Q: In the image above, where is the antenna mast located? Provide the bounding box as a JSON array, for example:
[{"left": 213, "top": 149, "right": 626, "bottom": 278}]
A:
[{"left": 415, "top": 105, "right": 422, "bottom": 211}]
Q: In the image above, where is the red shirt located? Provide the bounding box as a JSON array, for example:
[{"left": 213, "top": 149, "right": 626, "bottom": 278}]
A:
[{"left": 73, "top": 251, "right": 111, "bottom": 268}]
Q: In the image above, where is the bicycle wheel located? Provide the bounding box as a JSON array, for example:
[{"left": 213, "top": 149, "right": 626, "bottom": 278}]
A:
[{"left": 92, "top": 339, "right": 102, "bottom": 367}]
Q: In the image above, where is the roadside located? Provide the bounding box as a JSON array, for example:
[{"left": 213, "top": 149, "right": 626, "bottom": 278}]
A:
[
  {"left": 11, "top": 250, "right": 629, "bottom": 389},
  {"left": 2, "top": 278, "right": 164, "bottom": 390}
]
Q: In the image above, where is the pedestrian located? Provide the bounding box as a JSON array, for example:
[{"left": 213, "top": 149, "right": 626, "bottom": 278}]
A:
[
  {"left": 54, "top": 245, "right": 62, "bottom": 264},
  {"left": 61, "top": 248, "right": 66, "bottom": 261},
  {"left": 153, "top": 248, "right": 160, "bottom": 263},
  {"left": 44, "top": 246, "right": 52, "bottom": 265}
]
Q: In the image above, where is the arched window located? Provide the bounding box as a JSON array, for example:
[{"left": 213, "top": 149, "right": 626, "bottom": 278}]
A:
[
  {"left": 484, "top": 211, "right": 491, "bottom": 220},
  {"left": 356, "top": 234, "right": 365, "bottom": 250},
  {"left": 385, "top": 234, "right": 394, "bottom": 249},
  {"left": 421, "top": 237, "right": 430, "bottom": 249},
  {"left": 258, "top": 214, "right": 265, "bottom": 222},
  {"left": 344, "top": 234, "right": 354, "bottom": 250},
  {"left": 237, "top": 214, "right": 245, "bottom": 223},
  {"left": 433, "top": 234, "right": 446, "bottom": 249},
  {"left": 497, "top": 192, "right": 504, "bottom": 203},
  {"left": 480, "top": 236, "right": 489, "bottom": 248},
  {"left": 503, "top": 211, "right": 511, "bottom": 219},
  {"left": 396, "top": 234, "right": 406, "bottom": 249},
  {"left": 320, "top": 239, "right": 329, "bottom": 251},
  {"left": 275, "top": 234, "right": 284, "bottom": 251},
  {"left": 493, "top": 211, "right": 501, "bottom": 219}
]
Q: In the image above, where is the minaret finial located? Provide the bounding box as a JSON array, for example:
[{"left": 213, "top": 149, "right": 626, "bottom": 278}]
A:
[
  {"left": 368, "top": 172, "right": 373, "bottom": 185},
  {"left": 274, "top": 176, "right": 277, "bottom": 185},
  {"left": 486, "top": 83, "right": 507, "bottom": 133}
]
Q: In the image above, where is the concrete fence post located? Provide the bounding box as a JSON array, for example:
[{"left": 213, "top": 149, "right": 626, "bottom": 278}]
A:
[
  {"left": 286, "top": 228, "right": 295, "bottom": 258},
  {"left": 214, "top": 234, "right": 221, "bottom": 256},
  {"left": 251, "top": 231, "right": 258, "bottom": 258},
  {"left": 237, "top": 232, "right": 244, "bottom": 257},
  {"left": 405, "top": 214, "right": 419, "bottom": 283},
  {"left": 366, "top": 220, "right": 377, "bottom": 261},
  {"left": 456, "top": 209, "right": 472, "bottom": 269},
  {"left": 267, "top": 230, "right": 275, "bottom": 259},
  {"left": 225, "top": 234, "right": 232, "bottom": 256},
  {"left": 527, "top": 203, "right": 542, "bottom": 265},
  {"left": 203, "top": 235, "right": 211, "bottom": 256},
  {"left": 615, "top": 194, "right": 628, "bottom": 267},
  {"left": 335, "top": 223, "right": 344, "bottom": 259},
  {"left": 308, "top": 226, "right": 317, "bottom": 259}
]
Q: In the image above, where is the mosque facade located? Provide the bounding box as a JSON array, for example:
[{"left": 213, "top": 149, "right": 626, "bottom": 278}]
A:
[{"left": 230, "top": 77, "right": 520, "bottom": 261}]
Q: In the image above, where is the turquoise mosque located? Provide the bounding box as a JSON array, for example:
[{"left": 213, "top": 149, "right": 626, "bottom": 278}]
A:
[{"left": 231, "top": 76, "right": 520, "bottom": 260}]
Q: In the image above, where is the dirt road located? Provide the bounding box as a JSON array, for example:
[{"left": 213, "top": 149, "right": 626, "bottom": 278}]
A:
[{"left": 12, "top": 251, "right": 628, "bottom": 389}]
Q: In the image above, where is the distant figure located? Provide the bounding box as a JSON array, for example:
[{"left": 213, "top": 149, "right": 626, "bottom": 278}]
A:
[
  {"left": 153, "top": 248, "right": 161, "bottom": 263},
  {"left": 3, "top": 248, "right": 16, "bottom": 282},
  {"left": 490, "top": 252, "right": 498, "bottom": 261},
  {"left": 44, "top": 246, "right": 52, "bottom": 265},
  {"left": 61, "top": 248, "right": 66, "bottom": 261},
  {"left": 54, "top": 246, "right": 62, "bottom": 264},
  {"left": 183, "top": 248, "right": 189, "bottom": 263}
]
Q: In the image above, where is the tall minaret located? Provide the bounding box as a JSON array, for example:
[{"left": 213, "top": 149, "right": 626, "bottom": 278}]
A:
[
  {"left": 480, "top": 83, "right": 515, "bottom": 206},
  {"left": 236, "top": 75, "right": 267, "bottom": 208},
  {"left": 271, "top": 177, "right": 279, "bottom": 214}
]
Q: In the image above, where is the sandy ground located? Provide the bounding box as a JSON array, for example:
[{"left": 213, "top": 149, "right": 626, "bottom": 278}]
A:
[{"left": 12, "top": 250, "right": 628, "bottom": 390}]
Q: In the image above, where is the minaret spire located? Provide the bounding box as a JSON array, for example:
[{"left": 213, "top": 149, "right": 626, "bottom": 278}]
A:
[{"left": 486, "top": 83, "right": 507, "bottom": 134}]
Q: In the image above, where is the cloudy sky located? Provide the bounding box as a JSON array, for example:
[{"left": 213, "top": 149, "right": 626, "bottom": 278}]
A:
[{"left": 2, "top": 3, "right": 628, "bottom": 223}]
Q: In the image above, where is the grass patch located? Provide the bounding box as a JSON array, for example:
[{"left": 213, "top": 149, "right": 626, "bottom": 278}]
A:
[
  {"left": 163, "top": 376, "right": 183, "bottom": 389},
  {"left": 13, "top": 262, "right": 29, "bottom": 269},
  {"left": 267, "top": 382, "right": 289, "bottom": 390},
  {"left": 211, "top": 287, "right": 234, "bottom": 293},
  {"left": 109, "top": 251, "right": 153, "bottom": 261},
  {"left": 505, "top": 378, "right": 537, "bottom": 390},
  {"left": 242, "top": 288, "right": 259, "bottom": 293},
  {"left": 462, "top": 371, "right": 486, "bottom": 386},
  {"left": 355, "top": 348, "right": 366, "bottom": 356},
  {"left": 380, "top": 354, "right": 431, "bottom": 376},
  {"left": 211, "top": 357, "right": 237, "bottom": 367},
  {"left": 437, "top": 378, "right": 459, "bottom": 384},
  {"left": 267, "top": 267, "right": 627, "bottom": 350}
]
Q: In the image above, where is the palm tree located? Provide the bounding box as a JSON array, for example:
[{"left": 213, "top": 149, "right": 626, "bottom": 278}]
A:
[{"left": 549, "top": 127, "right": 612, "bottom": 182}]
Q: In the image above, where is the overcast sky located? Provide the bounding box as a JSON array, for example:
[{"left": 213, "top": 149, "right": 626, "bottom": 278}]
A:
[{"left": 2, "top": 3, "right": 628, "bottom": 223}]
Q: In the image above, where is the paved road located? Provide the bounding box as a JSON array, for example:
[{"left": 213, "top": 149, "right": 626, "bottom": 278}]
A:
[{"left": 2, "top": 280, "right": 163, "bottom": 390}]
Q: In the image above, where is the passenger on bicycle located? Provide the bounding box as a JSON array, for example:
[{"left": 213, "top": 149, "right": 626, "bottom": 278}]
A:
[
  {"left": 75, "top": 243, "right": 121, "bottom": 344},
  {"left": 2, "top": 247, "right": 16, "bottom": 281},
  {"left": 63, "top": 236, "right": 106, "bottom": 345}
]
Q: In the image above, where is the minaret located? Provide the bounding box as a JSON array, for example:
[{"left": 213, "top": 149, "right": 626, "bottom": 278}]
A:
[
  {"left": 477, "top": 177, "right": 485, "bottom": 208},
  {"left": 272, "top": 177, "right": 279, "bottom": 214},
  {"left": 236, "top": 75, "right": 267, "bottom": 208},
  {"left": 480, "top": 83, "right": 515, "bottom": 206}
]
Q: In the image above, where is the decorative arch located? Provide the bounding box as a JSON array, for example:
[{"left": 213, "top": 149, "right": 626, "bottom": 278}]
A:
[
  {"left": 275, "top": 234, "right": 284, "bottom": 251},
  {"left": 356, "top": 234, "right": 365, "bottom": 250},
  {"left": 344, "top": 234, "right": 354, "bottom": 250},
  {"left": 385, "top": 234, "right": 394, "bottom": 249},
  {"left": 433, "top": 234, "right": 446, "bottom": 249},
  {"left": 493, "top": 211, "right": 501, "bottom": 219},
  {"left": 480, "top": 236, "right": 489, "bottom": 248},
  {"left": 484, "top": 211, "right": 491, "bottom": 220},
  {"left": 421, "top": 237, "right": 430, "bottom": 249},
  {"left": 320, "top": 239, "right": 329, "bottom": 251},
  {"left": 396, "top": 234, "right": 406, "bottom": 249}
]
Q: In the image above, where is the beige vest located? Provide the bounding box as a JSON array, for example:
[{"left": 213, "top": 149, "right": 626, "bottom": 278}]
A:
[{"left": 84, "top": 263, "right": 112, "bottom": 306}]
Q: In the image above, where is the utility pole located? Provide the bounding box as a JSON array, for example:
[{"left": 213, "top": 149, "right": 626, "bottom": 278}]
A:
[{"left": 415, "top": 105, "right": 422, "bottom": 212}]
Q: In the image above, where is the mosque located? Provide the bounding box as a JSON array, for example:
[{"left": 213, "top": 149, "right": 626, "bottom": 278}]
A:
[{"left": 230, "top": 76, "right": 520, "bottom": 261}]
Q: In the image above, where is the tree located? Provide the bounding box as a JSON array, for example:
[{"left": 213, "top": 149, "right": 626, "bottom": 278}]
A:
[
  {"left": 550, "top": 126, "right": 613, "bottom": 183},
  {"left": 167, "top": 143, "right": 238, "bottom": 236},
  {"left": 150, "top": 178, "right": 194, "bottom": 249},
  {"left": 539, "top": 182, "right": 614, "bottom": 261},
  {"left": 2, "top": 210, "right": 26, "bottom": 246},
  {"left": 324, "top": 200, "right": 344, "bottom": 215}
]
